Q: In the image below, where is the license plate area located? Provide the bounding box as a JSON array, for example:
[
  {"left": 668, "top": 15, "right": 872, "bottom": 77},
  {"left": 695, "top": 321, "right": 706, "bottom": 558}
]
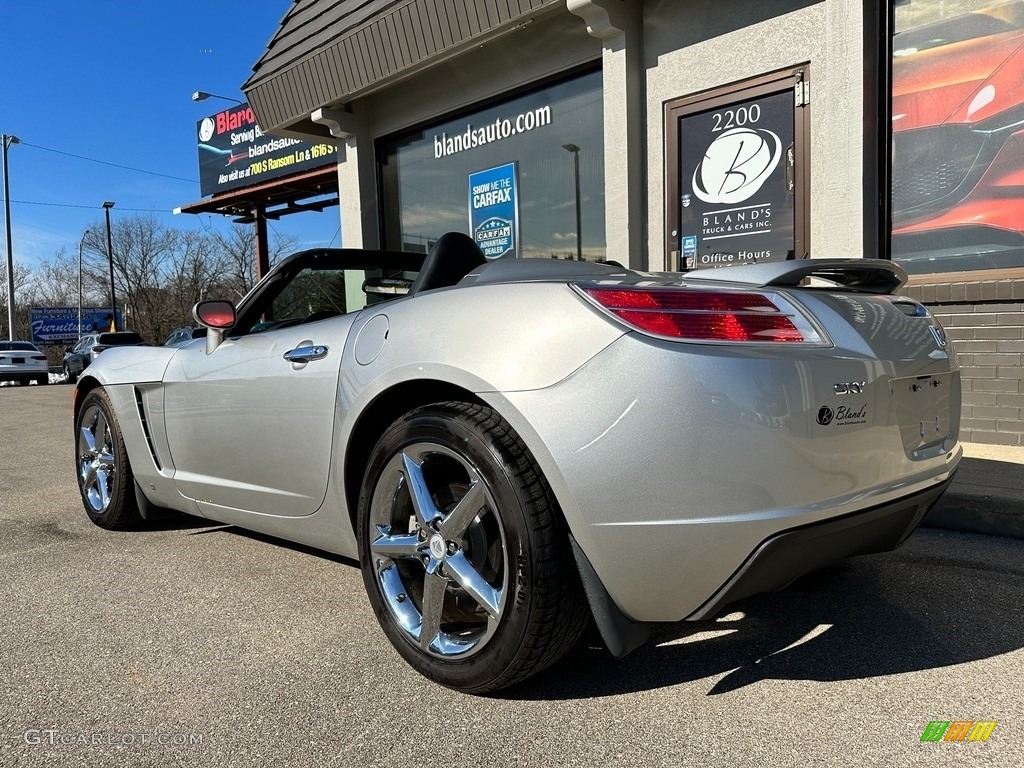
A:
[
  {"left": 890, "top": 373, "right": 954, "bottom": 456},
  {"left": 11, "top": 357, "right": 24, "bottom": 364}
]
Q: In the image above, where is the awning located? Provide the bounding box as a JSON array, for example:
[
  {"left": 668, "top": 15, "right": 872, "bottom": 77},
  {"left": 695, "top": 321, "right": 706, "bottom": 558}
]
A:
[{"left": 242, "top": 0, "right": 561, "bottom": 138}]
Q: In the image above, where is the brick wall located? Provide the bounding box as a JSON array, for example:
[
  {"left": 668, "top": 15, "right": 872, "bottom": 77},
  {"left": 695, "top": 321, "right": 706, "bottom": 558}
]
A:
[{"left": 904, "top": 280, "right": 1024, "bottom": 446}]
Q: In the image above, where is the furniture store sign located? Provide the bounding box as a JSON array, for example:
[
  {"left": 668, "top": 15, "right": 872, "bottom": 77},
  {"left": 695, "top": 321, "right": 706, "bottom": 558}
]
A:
[
  {"left": 196, "top": 103, "right": 337, "bottom": 196},
  {"left": 677, "top": 89, "right": 795, "bottom": 268},
  {"left": 30, "top": 307, "right": 123, "bottom": 344},
  {"left": 468, "top": 163, "right": 519, "bottom": 259}
]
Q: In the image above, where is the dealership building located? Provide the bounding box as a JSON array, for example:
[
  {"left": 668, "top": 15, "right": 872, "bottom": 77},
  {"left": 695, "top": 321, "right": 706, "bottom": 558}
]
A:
[{"left": 185, "top": 0, "right": 1024, "bottom": 446}]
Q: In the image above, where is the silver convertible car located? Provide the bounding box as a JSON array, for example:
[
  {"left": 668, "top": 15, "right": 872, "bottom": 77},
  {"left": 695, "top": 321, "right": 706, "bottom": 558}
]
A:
[{"left": 72, "top": 233, "right": 961, "bottom": 692}]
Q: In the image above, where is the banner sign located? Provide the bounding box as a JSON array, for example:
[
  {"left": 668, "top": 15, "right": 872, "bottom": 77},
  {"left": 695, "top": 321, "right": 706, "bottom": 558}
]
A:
[
  {"left": 468, "top": 162, "right": 519, "bottom": 259},
  {"left": 196, "top": 103, "right": 337, "bottom": 197},
  {"left": 30, "top": 307, "right": 123, "bottom": 344},
  {"left": 677, "top": 89, "right": 795, "bottom": 269}
]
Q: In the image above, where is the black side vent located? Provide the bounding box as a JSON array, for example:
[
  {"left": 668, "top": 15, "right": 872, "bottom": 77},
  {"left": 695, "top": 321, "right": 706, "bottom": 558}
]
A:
[{"left": 134, "top": 386, "right": 162, "bottom": 471}]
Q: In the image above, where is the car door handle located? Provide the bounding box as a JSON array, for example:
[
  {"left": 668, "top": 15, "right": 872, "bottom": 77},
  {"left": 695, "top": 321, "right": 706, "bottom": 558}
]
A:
[{"left": 283, "top": 344, "right": 329, "bottom": 364}]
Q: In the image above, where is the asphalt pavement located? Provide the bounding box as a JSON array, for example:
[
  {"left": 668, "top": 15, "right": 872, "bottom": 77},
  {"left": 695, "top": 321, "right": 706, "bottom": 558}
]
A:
[{"left": 1, "top": 384, "right": 1022, "bottom": 767}]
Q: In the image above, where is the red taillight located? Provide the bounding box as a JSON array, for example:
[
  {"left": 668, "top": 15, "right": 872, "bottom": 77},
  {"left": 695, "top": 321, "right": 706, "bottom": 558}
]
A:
[
  {"left": 92, "top": 345, "right": 108, "bottom": 354},
  {"left": 31, "top": 355, "right": 47, "bottom": 361},
  {"left": 578, "top": 285, "right": 815, "bottom": 343}
]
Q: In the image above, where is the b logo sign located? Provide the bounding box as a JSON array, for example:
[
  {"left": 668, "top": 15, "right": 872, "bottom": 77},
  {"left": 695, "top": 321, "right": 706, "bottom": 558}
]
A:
[{"left": 692, "top": 128, "right": 782, "bottom": 204}]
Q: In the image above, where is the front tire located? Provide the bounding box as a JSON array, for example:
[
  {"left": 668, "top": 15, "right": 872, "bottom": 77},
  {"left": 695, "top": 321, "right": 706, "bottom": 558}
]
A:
[
  {"left": 357, "top": 402, "right": 588, "bottom": 693},
  {"left": 75, "top": 388, "right": 142, "bottom": 529},
  {"left": 64, "top": 364, "right": 77, "bottom": 384}
]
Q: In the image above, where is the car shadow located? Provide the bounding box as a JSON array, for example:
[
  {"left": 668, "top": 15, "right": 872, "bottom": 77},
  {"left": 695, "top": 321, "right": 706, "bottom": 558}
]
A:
[
  {"left": 188, "top": 523, "right": 359, "bottom": 568},
  {"left": 85, "top": 512, "right": 215, "bottom": 534},
  {"left": 141, "top": 512, "right": 216, "bottom": 532},
  {"left": 158, "top": 522, "right": 1024, "bottom": 700},
  {"left": 502, "top": 539, "right": 1024, "bottom": 700}
]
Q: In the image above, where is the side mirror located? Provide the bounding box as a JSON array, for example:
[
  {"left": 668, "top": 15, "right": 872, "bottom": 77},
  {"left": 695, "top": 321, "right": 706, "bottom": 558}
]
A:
[
  {"left": 193, "top": 300, "right": 235, "bottom": 329},
  {"left": 192, "top": 300, "right": 235, "bottom": 354}
]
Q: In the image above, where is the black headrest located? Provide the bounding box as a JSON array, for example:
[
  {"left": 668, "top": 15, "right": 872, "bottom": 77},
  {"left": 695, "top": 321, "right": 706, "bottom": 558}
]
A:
[{"left": 409, "top": 232, "right": 487, "bottom": 296}]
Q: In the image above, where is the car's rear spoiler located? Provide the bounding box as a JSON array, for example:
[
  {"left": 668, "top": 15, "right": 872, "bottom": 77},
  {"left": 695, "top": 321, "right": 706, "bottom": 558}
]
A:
[{"left": 681, "top": 258, "right": 906, "bottom": 294}]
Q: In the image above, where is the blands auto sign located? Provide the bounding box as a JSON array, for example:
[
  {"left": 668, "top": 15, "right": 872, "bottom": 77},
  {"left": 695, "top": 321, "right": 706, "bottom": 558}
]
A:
[{"left": 196, "top": 104, "right": 337, "bottom": 197}]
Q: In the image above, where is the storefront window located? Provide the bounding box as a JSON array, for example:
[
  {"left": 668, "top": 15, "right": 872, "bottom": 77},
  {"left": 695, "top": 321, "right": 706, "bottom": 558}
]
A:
[
  {"left": 892, "top": 0, "right": 1024, "bottom": 273},
  {"left": 379, "top": 70, "right": 605, "bottom": 261}
]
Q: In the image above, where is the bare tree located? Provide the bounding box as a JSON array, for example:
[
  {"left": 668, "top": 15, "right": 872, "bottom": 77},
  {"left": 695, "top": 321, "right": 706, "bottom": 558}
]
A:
[
  {"left": 17, "top": 217, "right": 306, "bottom": 346},
  {"left": 79, "top": 214, "right": 179, "bottom": 343},
  {"left": 211, "top": 224, "right": 258, "bottom": 297},
  {"left": 0, "top": 260, "right": 35, "bottom": 339},
  {"left": 15, "top": 247, "right": 106, "bottom": 361},
  {"left": 162, "top": 230, "right": 225, "bottom": 332},
  {"left": 22, "top": 247, "right": 80, "bottom": 307},
  {"left": 211, "top": 223, "right": 297, "bottom": 299}
]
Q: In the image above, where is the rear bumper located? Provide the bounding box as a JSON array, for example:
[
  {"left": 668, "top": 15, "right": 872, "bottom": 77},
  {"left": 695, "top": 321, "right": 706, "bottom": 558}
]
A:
[
  {"left": 686, "top": 472, "right": 955, "bottom": 620},
  {"left": 0, "top": 370, "right": 46, "bottom": 383},
  {"left": 497, "top": 330, "right": 961, "bottom": 622}
]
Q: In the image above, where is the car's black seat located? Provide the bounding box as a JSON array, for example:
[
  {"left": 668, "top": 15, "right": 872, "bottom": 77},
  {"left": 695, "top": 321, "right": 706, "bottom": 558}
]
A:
[{"left": 408, "top": 232, "right": 487, "bottom": 296}]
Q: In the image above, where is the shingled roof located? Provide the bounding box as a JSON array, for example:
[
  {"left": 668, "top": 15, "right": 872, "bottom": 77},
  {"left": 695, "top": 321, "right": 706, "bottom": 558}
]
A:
[{"left": 243, "top": 0, "right": 562, "bottom": 138}]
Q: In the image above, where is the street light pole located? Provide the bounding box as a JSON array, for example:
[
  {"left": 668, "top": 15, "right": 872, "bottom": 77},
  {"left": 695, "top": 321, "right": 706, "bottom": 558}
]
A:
[
  {"left": 191, "top": 91, "right": 243, "bottom": 105},
  {"left": 2, "top": 133, "right": 20, "bottom": 340},
  {"left": 77, "top": 229, "right": 90, "bottom": 338},
  {"left": 562, "top": 143, "right": 582, "bottom": 261},
  {"left": 102, "top": 202, "right": 117, "bottom": 332}
]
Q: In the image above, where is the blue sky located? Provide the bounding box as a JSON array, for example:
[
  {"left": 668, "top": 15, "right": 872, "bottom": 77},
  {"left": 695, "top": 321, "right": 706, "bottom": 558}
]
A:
[{"left": 0, "top": 1, "right": 340, "bottom": 269}]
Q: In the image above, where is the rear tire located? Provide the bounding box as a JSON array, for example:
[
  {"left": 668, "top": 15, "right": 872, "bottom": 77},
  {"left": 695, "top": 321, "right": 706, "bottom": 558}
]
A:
[
  {"left": 357, "top": 401, "right": 588, "bottom": 693},
  {"left": 75, "top": 388, "right": 142, "bottom": 529}
]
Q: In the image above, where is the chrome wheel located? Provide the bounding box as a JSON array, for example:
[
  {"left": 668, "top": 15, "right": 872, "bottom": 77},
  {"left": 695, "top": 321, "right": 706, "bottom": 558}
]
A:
[
  {"left": 74, "top": 389, "right": 142, "bottom": 529},
  {"left": 78, "top": 404, "right": 116, "bottom": 514},
  {"left": 359, "top": 402, "right": 588, "bottom": 692},
  {"left": 368, "top": 441, "right": 508, "bottom": 659}
]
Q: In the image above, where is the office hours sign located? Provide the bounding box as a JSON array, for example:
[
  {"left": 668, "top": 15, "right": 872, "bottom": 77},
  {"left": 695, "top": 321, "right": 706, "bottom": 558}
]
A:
[{"left": 674, "top": 86, "right": 799, "bottom": 269}]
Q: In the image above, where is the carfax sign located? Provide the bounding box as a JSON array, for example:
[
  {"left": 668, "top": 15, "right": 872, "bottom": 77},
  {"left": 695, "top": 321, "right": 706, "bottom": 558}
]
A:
[{"left": 468, "top": 162, "right": 519, "bottom": 259}]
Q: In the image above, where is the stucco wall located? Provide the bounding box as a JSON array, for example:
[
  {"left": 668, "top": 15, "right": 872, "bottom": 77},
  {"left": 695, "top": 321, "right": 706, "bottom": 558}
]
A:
[{"left": 643, "top": 0, "right": 865, "bottom": 269}]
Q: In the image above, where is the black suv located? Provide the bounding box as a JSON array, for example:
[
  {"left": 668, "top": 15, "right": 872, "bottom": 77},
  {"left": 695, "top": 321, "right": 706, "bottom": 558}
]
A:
[{"left": 63, "top": 332, "right": 147, "bottom": 383}]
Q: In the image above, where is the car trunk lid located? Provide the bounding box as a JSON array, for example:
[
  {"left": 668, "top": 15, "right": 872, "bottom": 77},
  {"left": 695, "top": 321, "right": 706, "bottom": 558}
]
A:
[{"left": 581, "top": 259, "right": 959, "bottom": 460}]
